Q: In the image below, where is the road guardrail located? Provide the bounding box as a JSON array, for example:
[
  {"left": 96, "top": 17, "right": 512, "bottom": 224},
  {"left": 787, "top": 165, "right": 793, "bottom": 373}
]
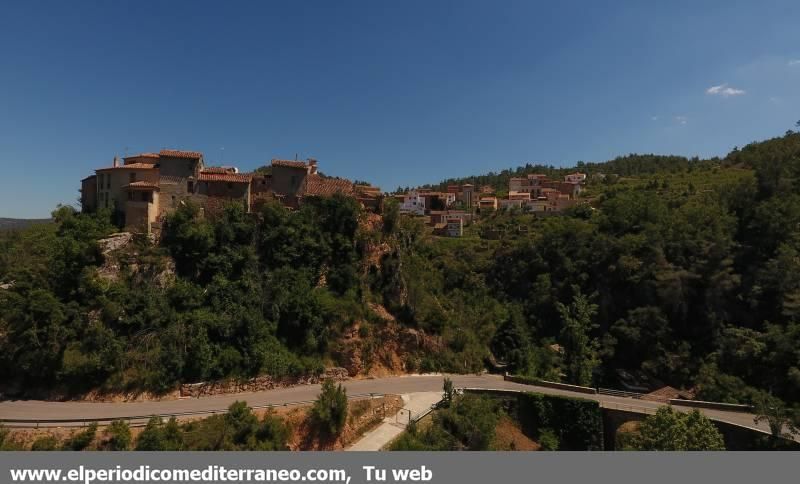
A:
[{"left": 0, "top": 392, "right": 385, "bottom": 428}]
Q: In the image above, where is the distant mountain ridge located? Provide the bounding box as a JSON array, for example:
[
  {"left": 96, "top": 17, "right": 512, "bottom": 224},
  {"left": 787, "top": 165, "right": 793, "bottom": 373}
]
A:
[{"left": 0, "top": 218, "right": 52, "bottom": 231}]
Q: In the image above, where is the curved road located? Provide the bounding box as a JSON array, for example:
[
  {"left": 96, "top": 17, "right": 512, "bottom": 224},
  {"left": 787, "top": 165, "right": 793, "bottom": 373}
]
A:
[{"left": 0, "top": 374, "right": 794, "bottom": 442}]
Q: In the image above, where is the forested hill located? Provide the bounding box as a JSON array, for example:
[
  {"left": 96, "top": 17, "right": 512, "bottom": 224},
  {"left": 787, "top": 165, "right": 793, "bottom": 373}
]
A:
[
  {"left": 1, "top": 131, "right": 800, "bottom": 428},
  {"left": 416, "top": 154, "right": 712, "bottom": 194},
  {"left": 418, "top": 130, "right": 800, "bottom": 195}
]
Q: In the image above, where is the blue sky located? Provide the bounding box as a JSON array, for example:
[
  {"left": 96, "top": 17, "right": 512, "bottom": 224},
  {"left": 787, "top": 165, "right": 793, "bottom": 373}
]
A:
[{"left": 1, "top": 1, "right": 798, "bottom": 217}]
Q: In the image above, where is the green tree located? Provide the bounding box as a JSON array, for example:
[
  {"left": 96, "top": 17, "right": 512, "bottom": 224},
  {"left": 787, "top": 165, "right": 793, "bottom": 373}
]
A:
[
  {"left": 224, "top": 401, "right": 260, "bottom": 448},
  {"left": 557, "top": 287, "right": 599, "bottom": 386},
  {"left": 753, "top": 393, "right": 799, "bottom": 440},
  {"left": 161, "top": 201, "right": 215, "bottom": 281},
  {"left": 629, "top": 407, "right": 724, "bottom": 451},
  {"left": 490, "top": 310, "right": 533, "bottom": 374},
  {"left": 312, "top": 379, "right": 348, "bottom": 437},
  {"left": 442, "top": 377, "right": 455, "bottom": 407}
]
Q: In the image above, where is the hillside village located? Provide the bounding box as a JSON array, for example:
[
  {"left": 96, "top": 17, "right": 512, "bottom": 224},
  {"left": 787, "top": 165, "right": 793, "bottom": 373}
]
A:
[
  {"left": 393, "top": 172, "right": 586, "bottom": 236},
  {"left": 79, "top": 149, "right": 587, "bottom": 237}
]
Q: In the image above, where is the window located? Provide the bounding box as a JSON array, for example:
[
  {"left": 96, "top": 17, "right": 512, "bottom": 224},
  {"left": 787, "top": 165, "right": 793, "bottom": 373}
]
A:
[
  {"left": 127, "top": 192, "right": 133, "bottom": 201},
  {"left": 227, "top": 182, "right": 233, "bottom": 190},
  {"left": 290, "top": 175, "right": 297, "bottom": 187},
  {"left": 106, "top": 175, "right": 111, "bottom": 189},
  {"left": 187, "top": 181, "right": 194, "bottom": 193},
  {"left": 129, "top": 173, "right": 136, "bottom": 183},
  {"left": 140, "top": 192, "right": 148, "bottom": 202}
]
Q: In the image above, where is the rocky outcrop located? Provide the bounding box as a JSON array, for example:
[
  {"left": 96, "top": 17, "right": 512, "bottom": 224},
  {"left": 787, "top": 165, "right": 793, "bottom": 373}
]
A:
[
  {"left": 334, "top": 305, "right": 444, "bottom": 377},
  {"left": 96, "top": 232, "right": 175, "bottom": 286},
  {"left": 98, "top": 232, "right": 133, "bottom": 255}
]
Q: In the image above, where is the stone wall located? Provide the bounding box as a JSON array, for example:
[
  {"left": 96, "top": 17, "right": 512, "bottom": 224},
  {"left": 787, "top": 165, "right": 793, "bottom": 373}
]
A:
[
  {"left": 179, "top": 367, "right": 350, "bottom": 398},
  {"left": 158, "top": 180, "right": 189, "bottom": 218},
  {"left": 271, "top": 165, "right": 307, "bottom": 196}
]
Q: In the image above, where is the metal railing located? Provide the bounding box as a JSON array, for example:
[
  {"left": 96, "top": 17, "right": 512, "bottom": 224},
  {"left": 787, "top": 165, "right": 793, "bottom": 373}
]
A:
[
  {"left": 597, "top": 388, "right": 646, "bottom": 399},
  {"left": 0, "top": 392, "right": 385, "bottom": 429}
]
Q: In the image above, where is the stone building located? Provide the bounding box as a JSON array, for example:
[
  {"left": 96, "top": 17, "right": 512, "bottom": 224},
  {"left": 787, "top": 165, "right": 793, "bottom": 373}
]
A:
[
  {"left": 80, "top": 175, "right": 97, "bottom": 213},
  {"left": 80, "top": 151, "right": 381, "bottom": 233}
]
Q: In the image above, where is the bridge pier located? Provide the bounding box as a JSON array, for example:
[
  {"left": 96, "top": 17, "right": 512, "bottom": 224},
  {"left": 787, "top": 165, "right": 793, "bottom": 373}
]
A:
[{"left": 601, "top": 408, "right": 646, "bottom": 450}]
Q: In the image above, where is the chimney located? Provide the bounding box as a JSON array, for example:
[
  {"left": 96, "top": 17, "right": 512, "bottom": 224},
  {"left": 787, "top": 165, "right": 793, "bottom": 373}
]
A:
[
  {"left": 307, "top": 158, "right": 318, "bottom": 175},
  {"left": 113, "top": 156, "right": 119, "bottom": 168}
]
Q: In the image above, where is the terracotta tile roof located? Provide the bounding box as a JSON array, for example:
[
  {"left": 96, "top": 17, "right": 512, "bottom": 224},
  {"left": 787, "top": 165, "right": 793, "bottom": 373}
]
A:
[
  {"left": 159, "top": 149, "right": 203, "bottom": 159},
  {"left": 643, "top": 386, "right": 695, "bottom": 403},
  {"left": 96, "top": 163, "right": 157, "bottom": 171},
  {"left": 304, "top": 174, "right": 355, "bottom": 196},
  {"left": 158, "top": 175, "right": 184, "bottom": 185},
  {"left": 203, "top": 166, "right": 237, "bottom": 174},
  {"left": 199, "top": 171, "right": 253, "bottom": 183},
  {"left": 272, "top": 159, "right": 308, "bottom": 169},
  {"left": 124, "top": 153, "right": 160, "bottom": 160},
  {"left": 123, "top": 181, "right": 159, "bottom": 190}
]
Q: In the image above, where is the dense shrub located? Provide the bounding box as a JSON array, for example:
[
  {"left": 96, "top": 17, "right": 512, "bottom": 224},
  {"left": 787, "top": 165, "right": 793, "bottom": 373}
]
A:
[
  {"left": 0, "top": 424, "right": 23, "bottom": 450},
  {"left": 180, "top": 401, "right": 290, "bottom": 451},
  {"left": 135, "top": 417, "right": 184, "bottom": 451},
  {"left": 30, "top": 435, "right": 59, "bottom": 451},
  {"left": 103, "top": 420, "right": 132, "bottom": 451},
  {"left": 63, "top": 423, "right": 98, "bottom": 451}
]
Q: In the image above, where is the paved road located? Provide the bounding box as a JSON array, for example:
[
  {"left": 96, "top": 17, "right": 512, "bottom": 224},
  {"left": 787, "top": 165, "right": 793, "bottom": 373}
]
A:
[{"left": 0, "top": 374, "right": 794, "bottom": 442}]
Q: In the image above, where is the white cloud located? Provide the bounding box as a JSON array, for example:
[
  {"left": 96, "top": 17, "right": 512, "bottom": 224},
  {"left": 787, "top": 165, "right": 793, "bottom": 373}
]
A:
[
  {"left": 706, "top": 83, "right": 746, "bottom": 97},
  {"left": 674, "top": 116, "right": 688, "bottom": 125},
  {"left": 650, "top": 115, "right": 659, "bottom": 121}
]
